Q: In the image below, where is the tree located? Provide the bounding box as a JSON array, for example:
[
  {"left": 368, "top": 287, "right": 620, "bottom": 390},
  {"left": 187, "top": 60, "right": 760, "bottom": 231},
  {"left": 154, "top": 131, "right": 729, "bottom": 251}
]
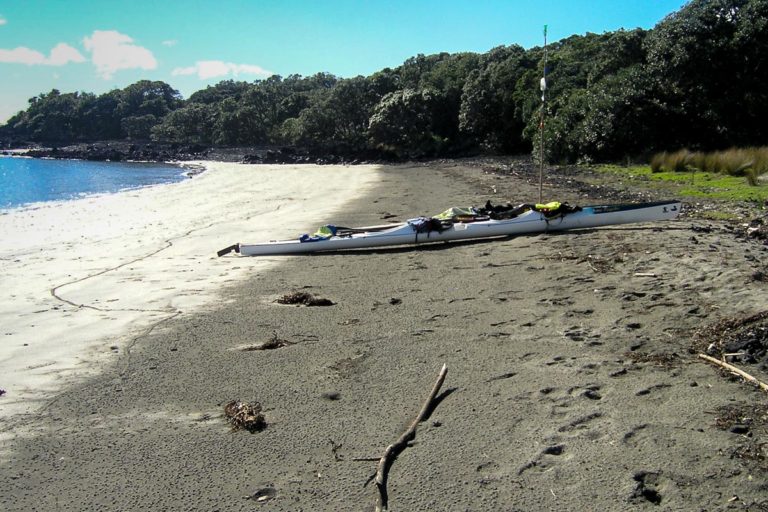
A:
[
  {"left": 188, "top": 80, "right": 250, "bottom": 104},
  {"left": 78, "top": 90, "right": 122, "bottom": 139},
  {"left": 151, "top": 103, "right": 216, "bottom": 143},
  {"left": 644, "top": 0, "right": 768, "bottom": 148},
  {"left": 117, "top": 80, "right": 182, "bottom": 117},
  {"left": 121, "top": 114, "right": 157, "bottom": 140},
  {"left": 3, "top": 0, "right": 767, "bottom": 160},
  {"left": 368, "top": 88, "right": 448, "bottom": 158},
  {"left": 22, "top": 89, "right": 84, "bottom": 141},
  {"left": 459, "top": 45, "right": 532, "bottom": 152},
  {"left": 291, "top": 75, "right": 380, "bottom": 152}
]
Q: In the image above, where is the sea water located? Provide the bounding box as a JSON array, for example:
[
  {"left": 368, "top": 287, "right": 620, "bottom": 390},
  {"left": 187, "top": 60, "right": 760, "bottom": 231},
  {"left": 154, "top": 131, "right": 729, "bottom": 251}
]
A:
[{"left": 0, "top": 156, "right": 186, "bottom": 210}]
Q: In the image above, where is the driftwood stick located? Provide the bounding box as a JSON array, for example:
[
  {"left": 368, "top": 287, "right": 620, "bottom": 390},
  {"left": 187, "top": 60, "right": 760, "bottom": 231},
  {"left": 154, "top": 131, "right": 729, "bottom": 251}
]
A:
[
  {"left": 374, "top": 363, "right": 448, "bottom": 512},
  {"left": 698, "top": 353, "right": 768, "bottom": 393}
]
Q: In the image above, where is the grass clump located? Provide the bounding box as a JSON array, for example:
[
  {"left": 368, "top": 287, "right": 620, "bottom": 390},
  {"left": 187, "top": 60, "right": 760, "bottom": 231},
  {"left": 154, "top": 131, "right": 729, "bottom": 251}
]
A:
[
  {"left": 595, "top": 163, "right": 768, "bottom": 204},
  {"left": 651, "top": 147, "right": 768, "bottom": 186}
]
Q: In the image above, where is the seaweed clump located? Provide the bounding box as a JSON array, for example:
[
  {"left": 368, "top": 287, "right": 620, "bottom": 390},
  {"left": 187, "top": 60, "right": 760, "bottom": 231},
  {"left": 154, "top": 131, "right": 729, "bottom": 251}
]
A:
[
  {"left": 224, "top": 400, "right": 266, "bottom": 432},
  {"left": 276, "top": 291, "right": 334, "bottom": 306}
]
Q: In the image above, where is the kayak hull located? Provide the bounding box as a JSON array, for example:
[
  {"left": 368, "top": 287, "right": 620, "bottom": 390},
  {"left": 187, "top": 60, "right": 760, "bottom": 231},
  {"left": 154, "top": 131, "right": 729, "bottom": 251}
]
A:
[{"left": 236, "top": 200, "right": 681, "bottom": 256}]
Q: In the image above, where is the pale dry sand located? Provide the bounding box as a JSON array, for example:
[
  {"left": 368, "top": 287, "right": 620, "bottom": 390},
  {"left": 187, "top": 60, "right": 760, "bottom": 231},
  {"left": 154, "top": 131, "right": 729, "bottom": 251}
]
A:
[
  {"left": 0, "top": 162, "right": 380, "bottom": 419},
  {"left": 1, "top": 160, "right": 767, "bottom": 511}
]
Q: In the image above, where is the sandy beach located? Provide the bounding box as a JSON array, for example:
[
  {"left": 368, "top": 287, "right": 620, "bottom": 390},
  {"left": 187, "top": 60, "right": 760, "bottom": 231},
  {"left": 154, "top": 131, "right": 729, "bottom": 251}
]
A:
[
  {"left": 0, "top": 162, "right": 380, "bottom": 419},
  {"left": 1, "top": 159, "right": 767, "bottom": 511}
]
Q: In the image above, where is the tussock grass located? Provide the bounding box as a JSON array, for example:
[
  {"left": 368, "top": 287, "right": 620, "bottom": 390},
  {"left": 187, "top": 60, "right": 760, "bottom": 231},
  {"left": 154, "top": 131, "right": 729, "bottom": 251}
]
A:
[{"left": 651, "top": 147, "right": 768, "bottom": 185}]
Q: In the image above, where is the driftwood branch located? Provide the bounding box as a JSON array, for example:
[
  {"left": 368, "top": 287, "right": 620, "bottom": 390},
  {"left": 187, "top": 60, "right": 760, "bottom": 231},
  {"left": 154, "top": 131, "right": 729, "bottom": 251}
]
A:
[
  {"left": 698, "top": 353, "right": 768, "bottom": 393},
  {"left": 374, "top": 363, "right": 448, "bottom": 512}
]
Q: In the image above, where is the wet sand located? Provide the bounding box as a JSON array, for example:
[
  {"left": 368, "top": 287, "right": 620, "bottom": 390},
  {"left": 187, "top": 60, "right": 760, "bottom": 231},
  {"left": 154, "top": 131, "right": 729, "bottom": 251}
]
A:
[{"left": 1, "top": 160, "right": 767, "bottom": 511}]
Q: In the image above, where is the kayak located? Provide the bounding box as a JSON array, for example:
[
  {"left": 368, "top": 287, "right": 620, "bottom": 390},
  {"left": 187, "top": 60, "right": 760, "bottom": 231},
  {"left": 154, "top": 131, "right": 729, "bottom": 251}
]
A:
[{"left": 218, "top": 200, "right": 681, "bottom": 257}]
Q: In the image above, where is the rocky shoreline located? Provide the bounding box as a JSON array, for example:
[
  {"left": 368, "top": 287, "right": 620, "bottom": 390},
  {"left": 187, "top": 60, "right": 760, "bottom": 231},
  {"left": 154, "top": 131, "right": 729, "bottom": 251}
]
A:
[{"left": 1, "top": 140, "right": 389, "bottom": 165}]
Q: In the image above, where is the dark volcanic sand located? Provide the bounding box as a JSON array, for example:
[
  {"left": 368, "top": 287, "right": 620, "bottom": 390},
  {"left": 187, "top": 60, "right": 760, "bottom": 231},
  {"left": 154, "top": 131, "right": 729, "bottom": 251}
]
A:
[{"left": 1, "top": 159, "right": 767, "bottom": 511}]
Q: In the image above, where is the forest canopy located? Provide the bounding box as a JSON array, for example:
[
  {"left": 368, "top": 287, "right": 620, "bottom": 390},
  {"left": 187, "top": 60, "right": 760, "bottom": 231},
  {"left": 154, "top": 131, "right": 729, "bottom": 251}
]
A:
[{"left": 2, "top": 0, "right": 766, "bottom": 163}]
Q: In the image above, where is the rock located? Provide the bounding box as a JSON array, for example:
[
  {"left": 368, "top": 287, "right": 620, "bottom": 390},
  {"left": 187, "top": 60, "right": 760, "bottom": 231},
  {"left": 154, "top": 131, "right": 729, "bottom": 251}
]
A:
[{"left": 729, "top": 424, "right": 750, "bottom": 435}]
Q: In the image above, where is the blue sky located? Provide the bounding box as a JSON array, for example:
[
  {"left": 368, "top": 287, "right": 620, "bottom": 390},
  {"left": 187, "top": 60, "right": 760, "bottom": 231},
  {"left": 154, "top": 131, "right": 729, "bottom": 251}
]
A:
[{"left": 0, "top": 0, "right": 687, "bottom": 123}]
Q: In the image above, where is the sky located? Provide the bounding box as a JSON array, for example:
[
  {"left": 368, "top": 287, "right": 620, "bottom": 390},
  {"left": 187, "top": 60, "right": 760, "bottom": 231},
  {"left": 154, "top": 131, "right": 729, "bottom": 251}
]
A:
[{"left": 0, "top": 0, "right": 688, "bottom": 123}]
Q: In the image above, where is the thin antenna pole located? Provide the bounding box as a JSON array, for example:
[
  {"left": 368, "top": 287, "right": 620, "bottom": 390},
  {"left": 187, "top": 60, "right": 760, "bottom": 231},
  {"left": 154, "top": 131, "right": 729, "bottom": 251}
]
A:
[{"left": 539, "top": 25, "right": 548, "bottom": 203}]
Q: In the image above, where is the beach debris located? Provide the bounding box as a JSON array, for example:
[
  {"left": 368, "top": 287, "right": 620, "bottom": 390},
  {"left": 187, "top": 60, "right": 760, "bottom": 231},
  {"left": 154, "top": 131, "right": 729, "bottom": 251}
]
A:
[
  {"left": 0, "top": 388, "right": 5, "bottom": 397},
  {"left": 238, "top": 331, "right": 293, "bottom": 351},
  {"left": 224, "top": 400, "right": 266, "bottom": 432},
  {"left": 321, "top": 391, "right": 341, "bottom": 401},
  {"left": 329, "top": 438, "right": 344, "bottom": 461},
  {"left": 692, "top": 311, "right": 768, "bottom": 368},
  {"left": 276, "top": 291, "right": 334, "bottom": 306},
  {"left": 712, "top": 402, "right": 768, "bottom": 469},
  {"left": 745, "top": 214, "right": 768, "bottom": 243},
  {"left": 244, "top": 487, "right": 277, "bottom": 503},
  {"left": 714, "top": 402, "right": 768, "bottom": 431},
  {"left": 367, "top": 363, "right": 448, "bottom": 512},
  {"left": 698, "top": 354, "right": 768, "bottom": 393}
]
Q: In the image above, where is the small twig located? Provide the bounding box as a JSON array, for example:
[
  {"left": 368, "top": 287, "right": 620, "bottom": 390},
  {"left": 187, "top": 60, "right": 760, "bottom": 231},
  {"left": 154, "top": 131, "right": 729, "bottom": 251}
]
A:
[
  {"left": 374, "top": 363, "right": 448, "bottom": 512},
  {"left": 329, "top": 438, "right": 344, "bottom": 461},
  {"left": 633, "top": 272, "right": 657, "bottom": 277},
  {"left": 698, "top": 353, "right": 768, "bottom": 393}
]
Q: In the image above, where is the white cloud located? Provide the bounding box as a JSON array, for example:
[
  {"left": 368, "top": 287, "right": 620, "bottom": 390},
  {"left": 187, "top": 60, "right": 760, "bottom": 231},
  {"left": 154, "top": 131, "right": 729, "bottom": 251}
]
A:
[
  {"left": 83, "top": 30, "right": 157, "bottom": 79},
  {"left": 171, "top": 60, "right": 273, "bottom": 80},
  {"left": 162, "top": 39, "right": 178, "bottom": 47},
  {"left": 0, "top": 46, "right": 46, "bottom": 65},
  {"left": 0, "top": 16, "right": 7, "bottom": 26},
  {"left": 0, "top": 43, "right": 85, "bottom": 66},
  {"left": 48, "top": 43, "right": 87, "bottom": 65}
]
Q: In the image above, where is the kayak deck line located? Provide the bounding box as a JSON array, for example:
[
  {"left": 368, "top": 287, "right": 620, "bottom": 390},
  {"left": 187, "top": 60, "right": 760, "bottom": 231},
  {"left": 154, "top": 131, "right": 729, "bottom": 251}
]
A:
[{"left": 219, "top": 200, "right": 682, "bottom": 257}]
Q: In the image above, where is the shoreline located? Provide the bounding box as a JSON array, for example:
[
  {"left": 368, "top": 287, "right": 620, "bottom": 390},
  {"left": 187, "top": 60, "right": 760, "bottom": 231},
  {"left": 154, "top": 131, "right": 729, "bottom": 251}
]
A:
[
  {"left": 0, "top": 161, "right": 381, "bottom": 420},
  {"left": 0, "top": 155, "right": 193, "bottom": 212},
  {"left": 1, "top": 160, "right": 767, "bottom": 510}
]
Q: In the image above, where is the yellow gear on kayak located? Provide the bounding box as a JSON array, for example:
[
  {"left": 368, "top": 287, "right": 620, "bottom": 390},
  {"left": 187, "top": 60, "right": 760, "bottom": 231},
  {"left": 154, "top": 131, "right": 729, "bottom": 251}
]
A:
[
  {"left": 535, "top": 201, "right": 561, "bottom": 211},
  {"left": 432, "top": 207, "right": 477, "bottom": 220}
]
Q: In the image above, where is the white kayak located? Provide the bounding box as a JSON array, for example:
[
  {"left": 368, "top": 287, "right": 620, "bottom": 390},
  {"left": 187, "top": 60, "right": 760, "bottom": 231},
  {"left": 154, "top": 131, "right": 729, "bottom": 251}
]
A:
[{"left": 219, "top": 200, "right": 681, "bottom": 257}]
